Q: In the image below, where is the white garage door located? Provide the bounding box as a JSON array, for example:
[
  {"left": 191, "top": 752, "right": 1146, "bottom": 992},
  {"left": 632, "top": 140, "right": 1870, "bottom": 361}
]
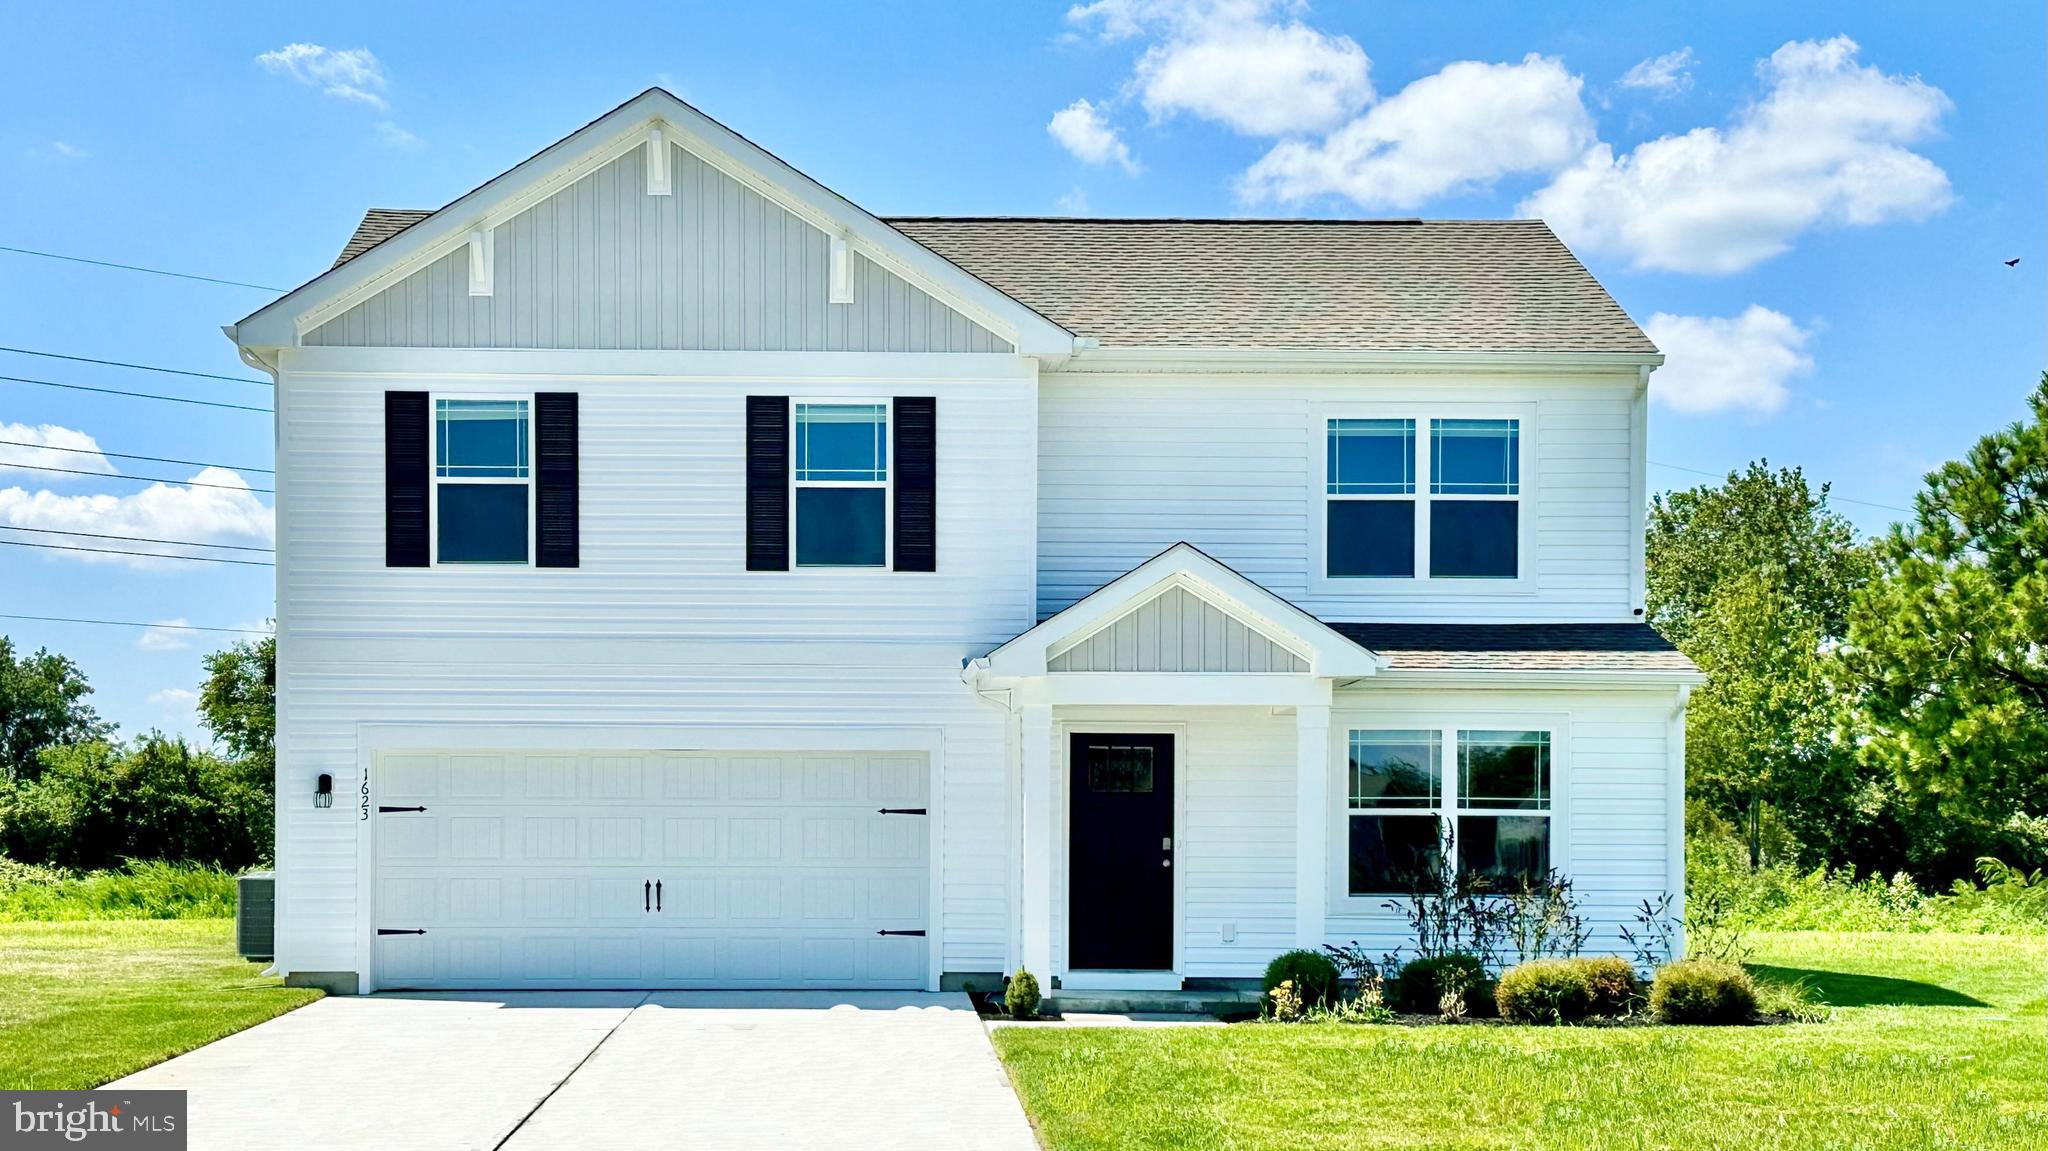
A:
[{"left": 370, "top": 750, "right": 930, "bottom": 989}]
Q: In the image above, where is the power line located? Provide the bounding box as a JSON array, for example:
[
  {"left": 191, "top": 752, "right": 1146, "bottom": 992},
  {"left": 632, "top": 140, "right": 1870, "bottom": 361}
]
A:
[
  {"left": 0, "top": 525, "right": 274, "bottom": 553},
  {"left": 0, "top": 538, "right": 273, "bottom": 566},
  {"left": 0, "top": 460, "right": 272, "bottom": 493},
  {"left": 0, "top": 374, "right": 271, "bottom": 413},
  {"left": 0, "top": 345, "right": 270, "bottom": 385},
  {"left": 1649, "top": 459, "right": 1916, "bottom": 516},
  {"left": 0, "top": 612, "right": 272, "bottom": 636},
  {"left": 0, "top": 438, "right": 273, "bottom": 475},
  {"left": 0, "top": 244, "right": 286, "bottom": 293}
]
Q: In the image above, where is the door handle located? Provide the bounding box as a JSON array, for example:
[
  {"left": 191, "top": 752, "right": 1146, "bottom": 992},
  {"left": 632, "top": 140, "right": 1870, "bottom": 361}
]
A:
[
  {"left": 655, "top": 880, "right": 663, "bottom": 912},
  {"left": 644, "top": 880, "right": 651, "bottom": 911}
]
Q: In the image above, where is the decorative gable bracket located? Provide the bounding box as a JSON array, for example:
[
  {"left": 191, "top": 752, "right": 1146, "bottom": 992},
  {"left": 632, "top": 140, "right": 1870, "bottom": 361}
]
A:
[{"left": 467, "top": 228, "right": 494, "bottom": 297}]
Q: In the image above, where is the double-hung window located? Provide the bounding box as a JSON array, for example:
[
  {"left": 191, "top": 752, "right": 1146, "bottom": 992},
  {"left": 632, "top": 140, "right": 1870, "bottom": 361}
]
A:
[
  {"left": 1344, "top": 727, "right": 1554, "bottom": 896},
  {"left": 1322, "top": 414, "right": 1522, "bottom": 581},
  {"left": 793, "top": 402, "right": 888, "bottom": 567},
  {"left": 434, "top": 398, "right": 530, "bottom": 564}
]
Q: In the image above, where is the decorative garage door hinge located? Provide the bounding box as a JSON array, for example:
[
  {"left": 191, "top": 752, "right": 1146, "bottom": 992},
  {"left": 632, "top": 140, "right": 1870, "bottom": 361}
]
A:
[
  {"left": 378, "top": 805, "right": 428, "bottom": 813},
  {"left": 875, "top": 929, "right": 926, "bottom": 937},
  {"left": 876, "top": 808, "right": 927, "bottom": 815},
  {"left": 377, "top": 928, "right": 427, "bottom": 936}
]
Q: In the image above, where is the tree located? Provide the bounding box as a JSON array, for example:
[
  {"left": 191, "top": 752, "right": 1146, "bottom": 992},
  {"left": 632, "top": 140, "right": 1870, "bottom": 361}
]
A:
[
  {"left": 199, "top": 634, "right": 274, "bottom": 772},
  {"left": 1844, "top": 376, "right": 2048, "bottom": 831},
  {"left": 0, "top": 735, "right": 270, "bottom": 869},
  {"left": 1647, "top": 464, "right": 1883, "bottom": 870},
  {"left": 0, "top": 636, "right": 112, "bottom": 781}
]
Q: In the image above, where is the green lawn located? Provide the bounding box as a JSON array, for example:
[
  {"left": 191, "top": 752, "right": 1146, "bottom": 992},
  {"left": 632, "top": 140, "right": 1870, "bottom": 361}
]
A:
[
  {"left": 0, "top": 919, "right": 322, "bottom": 1089},
  {"left": 994, "top": 932, "right": 2048, "bottom": 1151}
]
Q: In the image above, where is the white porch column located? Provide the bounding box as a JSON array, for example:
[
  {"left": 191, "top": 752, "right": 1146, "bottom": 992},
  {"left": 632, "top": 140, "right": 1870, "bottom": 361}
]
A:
[
  {"left": 1020, "top": 703, "right": 1055, "bottom": 979},
  {"left": 1295, "top": 704, "right": 1332, "bottom": 949}
]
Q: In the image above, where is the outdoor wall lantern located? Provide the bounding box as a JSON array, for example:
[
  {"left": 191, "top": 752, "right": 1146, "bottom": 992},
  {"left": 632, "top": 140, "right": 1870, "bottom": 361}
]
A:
[{"left": 314, "top": 773, "right": 334, "bottom": 809}]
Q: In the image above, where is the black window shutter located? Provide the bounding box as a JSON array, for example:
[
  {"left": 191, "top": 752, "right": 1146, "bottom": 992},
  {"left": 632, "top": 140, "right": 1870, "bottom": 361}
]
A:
[
  {"left": 893, "top": 396, "right": 936, "bottom": 572},
  {"left": 745, "top": 396, "right": 790, "bottom": 571},
  {"left": 384, "top": 391, "right": 430, "bottom": 567},
  {"left": 535, "top": 392, "right": 579, "bottom": 568}
]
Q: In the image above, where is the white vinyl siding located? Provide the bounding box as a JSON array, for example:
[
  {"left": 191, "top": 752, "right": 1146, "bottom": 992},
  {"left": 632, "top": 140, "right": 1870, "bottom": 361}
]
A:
[
  {"left": 1037, "top": 372, "right": 1638, "bottom": 622},
  {"left": 305, "top": 142, "right": 1009, "bottom": 353}
]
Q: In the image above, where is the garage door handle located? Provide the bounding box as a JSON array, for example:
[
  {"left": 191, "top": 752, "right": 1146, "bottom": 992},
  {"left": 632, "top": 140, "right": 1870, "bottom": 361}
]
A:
[
  {"left": 876, "top": 929, "right": 926, "bottom": 937},
  {"left": 877, "top": 808, "right": 927, "bottom": 816},
  {"left": 644, "top": 880, "right": 651, "bottom": 911},
  {"left": 655, "top": 880, "right": 662, "bottom": 912}
]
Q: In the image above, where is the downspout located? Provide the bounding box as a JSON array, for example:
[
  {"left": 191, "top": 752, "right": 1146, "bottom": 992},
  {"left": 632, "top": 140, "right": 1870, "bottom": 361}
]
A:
[
  {"left": 1666, "top": 683, "right": 1694, "bottom": 959},
  {"left": 962, "top": 658, "right": 1023, "bottom": 978}
]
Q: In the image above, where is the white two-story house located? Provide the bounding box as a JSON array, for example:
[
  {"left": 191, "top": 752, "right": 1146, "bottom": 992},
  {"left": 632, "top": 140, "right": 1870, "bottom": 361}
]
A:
[{"left": 228, "top": 89, "right": 1699, "bottom": 996}]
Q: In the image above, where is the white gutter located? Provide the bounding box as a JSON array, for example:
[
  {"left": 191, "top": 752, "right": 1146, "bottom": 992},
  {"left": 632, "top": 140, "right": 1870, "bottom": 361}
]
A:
[{"left": 1049, "top": 345, "right": 1664, "bottom": 374}]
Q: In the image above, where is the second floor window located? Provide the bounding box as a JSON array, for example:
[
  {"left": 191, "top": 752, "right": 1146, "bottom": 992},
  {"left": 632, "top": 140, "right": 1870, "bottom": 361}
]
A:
[
  {"left": 1324, "top": 415, "right": 1521, "bottom": 581},
  {"left": 435, "top": 398, "right": 530, "bottom": 564},
  {"left": 794, "top": 402, "right": 888, "bottom": 567}
]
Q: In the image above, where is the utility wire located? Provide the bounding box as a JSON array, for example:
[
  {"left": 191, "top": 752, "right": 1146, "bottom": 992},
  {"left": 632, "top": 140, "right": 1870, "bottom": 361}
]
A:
[
  {"left": 0, "top": 373, "right": 271, "bottom": 413},
  {"left": 0, "top": 538, "right": 273, "bottom": 566},
  {"left": 0, "top": 612, "right": 272, "bottom": 636},
  {"left": 0, "top": 525, "right": 274, "bottom": 553},
  {"left": 0, "top": 437, "right": 273, "bottom": 475},
  {"left": 0, "top": 244, "right": 286, "bottom": 293},
  {"left": 0, "top": 460, "right": 272, "bottom": 493},
  {"left": 0, "top": 344, "right": 270, "bottom": 385}
]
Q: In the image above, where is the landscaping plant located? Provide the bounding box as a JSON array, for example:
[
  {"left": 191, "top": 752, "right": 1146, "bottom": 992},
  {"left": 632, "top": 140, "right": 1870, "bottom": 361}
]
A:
[
  {"left": 1494, "top": 959, "right": 1595, "bottom": 1024},
  {"left": 1261, "top": 949, "right": 1340, "bottom": 1008},
  {"left": 1388, "top": 953, "right": 1487, "bottom": 1016},
  {"left": 1005, "top": 969, "right": 1042, "bottom": 1019},
  {"left": 1650, "top": 958, "right": 1758, "bottom": 1024}
]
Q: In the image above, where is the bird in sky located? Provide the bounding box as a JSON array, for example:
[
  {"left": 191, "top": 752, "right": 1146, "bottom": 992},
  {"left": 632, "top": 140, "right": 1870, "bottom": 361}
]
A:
[{"left": 2005, "top": 258, "right": 2022, "bottom": 267}]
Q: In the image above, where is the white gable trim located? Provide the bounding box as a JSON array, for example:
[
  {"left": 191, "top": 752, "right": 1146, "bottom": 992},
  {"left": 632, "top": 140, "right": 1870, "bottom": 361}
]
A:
[
  {"left": 231, "top": 89, "right": 1073, "bottom": 356},
  {"left": 977, "top": 543, "right": 1386, "bottom": 681},
  {"left": 1047, "top": 582, "right": 1311, "bottom": 673}
]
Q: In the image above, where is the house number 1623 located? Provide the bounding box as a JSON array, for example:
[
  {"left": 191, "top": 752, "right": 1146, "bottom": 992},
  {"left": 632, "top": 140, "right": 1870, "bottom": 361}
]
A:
[{"left": 360, "top": 775, "right": 371, "bottom": 821}]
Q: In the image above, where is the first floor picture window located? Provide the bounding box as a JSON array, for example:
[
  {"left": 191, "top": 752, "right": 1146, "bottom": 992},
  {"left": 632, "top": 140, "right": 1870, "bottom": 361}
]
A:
[
  {"left": 434, "top": 399, "right": 530, "bottom": 564},
  {"left": 1344, "top": 726, "right": 1555, "bottom": 897},
  {"left": 794, "top": 402, "right": 887, "bottom": 567}
]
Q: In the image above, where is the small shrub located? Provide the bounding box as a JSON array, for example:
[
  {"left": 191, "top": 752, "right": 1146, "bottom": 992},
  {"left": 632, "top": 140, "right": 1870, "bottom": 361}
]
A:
[
  {"left": 1578, "top": 955, "right": 1643, "bottom": 1015},
  {"left": 1262, "top": 949, "right": 1340, "bottom": 1007},
  {"left": 1495, "top": 959, "right": 1594, "bottom": 1024},
  {"left": 1268, "top": 979, "right": 1304, "bottom": 1022},
  {"left": 1651, "top": 959, "right": 1757, "bottom": 1024},
  {"left": 1389, "top": 953, "right": 1486, "bottom": 1015},
  {"left": 1754, "top": 976, "right": 1832, "bottom": 1023},
  {"left": 1005, "top": 969, "right": 1042, "bottom": 1019}
]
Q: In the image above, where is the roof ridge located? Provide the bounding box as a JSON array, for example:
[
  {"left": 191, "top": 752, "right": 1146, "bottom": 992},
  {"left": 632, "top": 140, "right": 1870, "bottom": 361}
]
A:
[{"left": 884, "top": 216, "right": 1545, "bottom": 226}]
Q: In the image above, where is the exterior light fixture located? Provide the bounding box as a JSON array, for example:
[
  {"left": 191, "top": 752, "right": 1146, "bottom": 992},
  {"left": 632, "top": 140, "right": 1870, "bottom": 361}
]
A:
[{"left": 314, "top": 773, "right": 334, "bottom": 809}]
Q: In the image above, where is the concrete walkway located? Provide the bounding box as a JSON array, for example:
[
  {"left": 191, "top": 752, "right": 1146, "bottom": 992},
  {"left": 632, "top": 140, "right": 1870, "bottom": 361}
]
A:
[{"left": 109, "top": 991, "right": 1038, "bottom": 1151}]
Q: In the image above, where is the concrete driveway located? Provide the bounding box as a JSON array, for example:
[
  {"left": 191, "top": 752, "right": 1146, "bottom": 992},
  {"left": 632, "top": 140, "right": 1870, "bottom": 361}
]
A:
[{"left": 109, "top": 991, "right": 1038, "bottom": 1150}]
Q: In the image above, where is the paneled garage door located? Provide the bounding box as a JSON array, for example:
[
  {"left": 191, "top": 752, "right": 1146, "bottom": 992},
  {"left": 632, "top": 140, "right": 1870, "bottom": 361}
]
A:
[{"left": 370, "top": 750, "right": 930, "bottom": 989}]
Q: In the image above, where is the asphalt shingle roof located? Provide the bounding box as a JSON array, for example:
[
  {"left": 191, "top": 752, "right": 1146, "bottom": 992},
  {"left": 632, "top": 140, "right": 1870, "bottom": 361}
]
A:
[
  {"left": 1328, "top": 623, "right": 1695, "bottom": 674},
  {"left": 334, "top": 211, "right": 1653, "bottom": 355}
]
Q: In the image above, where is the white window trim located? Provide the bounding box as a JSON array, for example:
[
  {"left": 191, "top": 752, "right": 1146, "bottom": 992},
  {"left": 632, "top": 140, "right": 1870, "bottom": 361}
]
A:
[
  {"left": 789, "top": 397, "right": 893, "bottom": 571},
  {"left": 428, "top": 392, "right": 535, "bottom": 568},
  {"left": 1310, "top": 403, "right": 1537, "bottom": 596},
  {"left": 1326, "top": 713, "right": 1568, "bottom": 915}
]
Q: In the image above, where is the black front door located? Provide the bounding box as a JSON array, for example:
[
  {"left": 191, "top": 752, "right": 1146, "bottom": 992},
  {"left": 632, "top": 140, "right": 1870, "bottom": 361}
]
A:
[{"left": 1068, "top": 733, "right": 1174, "bottom": 971}]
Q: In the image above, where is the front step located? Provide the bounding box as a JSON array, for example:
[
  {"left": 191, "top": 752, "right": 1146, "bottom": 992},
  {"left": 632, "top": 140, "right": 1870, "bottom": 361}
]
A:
[{"left": 1045, "top": 988, "right": 1260, "bottom": 1017}]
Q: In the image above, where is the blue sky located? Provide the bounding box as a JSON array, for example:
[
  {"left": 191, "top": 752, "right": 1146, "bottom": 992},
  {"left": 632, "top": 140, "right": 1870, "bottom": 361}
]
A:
[{"left": 1, "top": 1, "right": 2041, "bottom": 742}]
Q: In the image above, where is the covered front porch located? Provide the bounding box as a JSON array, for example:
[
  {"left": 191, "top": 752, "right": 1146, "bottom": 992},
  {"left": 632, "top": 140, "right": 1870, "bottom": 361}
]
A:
[{"left": 964, "top": 544, "right": 1387, "bottom": 992}]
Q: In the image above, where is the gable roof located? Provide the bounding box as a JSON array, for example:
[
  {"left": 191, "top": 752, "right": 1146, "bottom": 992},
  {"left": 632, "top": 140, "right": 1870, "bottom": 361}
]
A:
[
  {"left": 319, "top": 216, "right": 1658, "bottom": 359},
  {"left": 886, "top": 217, "right": 1656, "bottom": 355},
  {"left": 230, "top": 88, "right": 1073, "bottom": 356},
  {"left": 1326, "top": 622, "right": 1696, "bottom": 675}
]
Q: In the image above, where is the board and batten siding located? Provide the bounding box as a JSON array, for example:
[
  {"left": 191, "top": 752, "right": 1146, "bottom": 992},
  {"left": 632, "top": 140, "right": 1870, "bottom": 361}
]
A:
[
  {"left": 1051, "top": 688, "right": 1675, "bottom": 980},
  {"left": 271, "top": 360, "right": 1035, "bottom": 979},
  {"left": 305, "top": 142, "right": 1009, "bottom": 354},
  {"left": 1047, "top": 586, "right": 1310, "bottom": 673},
  {"left": 1037, "top": 371, "right": 1640, "bottom": 623}
]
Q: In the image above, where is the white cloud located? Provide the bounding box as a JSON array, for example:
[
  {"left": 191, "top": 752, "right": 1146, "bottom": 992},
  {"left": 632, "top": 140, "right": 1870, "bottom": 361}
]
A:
[
  {"left": 0, "top": 423, "right": 115, "bottom": 480},
  {"left": 147, "top": 688, "right": 198, "bottom": 708},
  {"left": 1522, "top": 36, "right": 1952, "bottom": 274},
  {"left": 0, "top": 468, "right": 274, "bottom": 569},
  {"left": 257, "top": 43, "right": 389, "bottom": 109},
  {"left": 1068, "top": 1, "right": 1371, "bottom": 136},
  {"left": 137, "top": 620, "right": 193, "bottom": 652},
  {"left": 375, "top": 121, "right": 423, "bottom": 149},
  {"left": 1644, "top": 306, "right": 1815, "bottom": 415},
  {"left": 1057, "top": 186, "right": 1091, "bottom": 214},
  {"left": 1619, "top": 48, "right": 1695, "bottom": 96},
  {"left": 1048, "top": 99, "right": 1140, "bottom": 173},
  {"left": 1240, "top": 54, "right": 1594, "bottom": 209}
]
